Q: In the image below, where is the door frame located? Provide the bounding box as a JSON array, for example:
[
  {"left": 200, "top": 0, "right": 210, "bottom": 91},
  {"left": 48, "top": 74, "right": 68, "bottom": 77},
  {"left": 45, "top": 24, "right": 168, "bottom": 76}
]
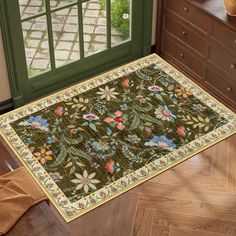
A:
[{"left": 0, "top": 0, "right": 153, "bottom": 107}]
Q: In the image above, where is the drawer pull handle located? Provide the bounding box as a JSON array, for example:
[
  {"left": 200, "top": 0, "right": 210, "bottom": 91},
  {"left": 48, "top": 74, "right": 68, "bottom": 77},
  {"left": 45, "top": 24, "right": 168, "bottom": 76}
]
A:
[
  {"left": 227, "top": 87, "right": 232, "bottom": 92},
  {"left": 182, "top": 31, "right": 187, "bottom": 36},
  {"left": 180, "top": 53, "right": 184, "bottom": 58},
  {"left": 183, "top": 7, "right": 189, "bottom": 12},
  {"left": 234, "top": 39, "right": 236, "bottom": 44},
  {"left": 230, "top": 64, "right": 235, "bottom": 69}
]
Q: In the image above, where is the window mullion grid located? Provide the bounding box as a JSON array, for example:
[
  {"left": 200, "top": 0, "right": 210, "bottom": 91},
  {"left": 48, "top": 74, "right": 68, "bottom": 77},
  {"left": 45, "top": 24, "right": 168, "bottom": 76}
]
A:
[
  {"left": 106, "top": 0, "right": 111, "bottom": 49},
  {"left": 45, "top": 0, "right": 56, "bottom": 69},
  {"left": 77, "top": 0, "right": 85, "bottom": 59}
]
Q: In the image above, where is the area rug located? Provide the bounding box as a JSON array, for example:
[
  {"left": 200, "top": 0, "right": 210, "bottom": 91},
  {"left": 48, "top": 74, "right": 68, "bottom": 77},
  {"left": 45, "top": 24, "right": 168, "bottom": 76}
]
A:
[{"left": 0, "top": 54, "right": 235, "bottom": 222}]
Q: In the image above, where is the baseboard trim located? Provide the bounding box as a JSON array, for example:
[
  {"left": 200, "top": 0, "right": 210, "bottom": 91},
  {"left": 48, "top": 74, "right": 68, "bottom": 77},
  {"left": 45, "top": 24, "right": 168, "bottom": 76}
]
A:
[
  {"left": 0, "top": 98, "right": 14, "bottom": 114},
  {"left": 151, "top": 45, "right": 156, "bottom": 53}
]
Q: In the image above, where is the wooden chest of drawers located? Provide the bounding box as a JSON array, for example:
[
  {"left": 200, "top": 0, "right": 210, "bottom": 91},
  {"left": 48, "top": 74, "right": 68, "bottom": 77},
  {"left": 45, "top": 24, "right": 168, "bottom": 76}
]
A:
[{"left": 156, "top": 0, "right": 236, "bottom": 111}]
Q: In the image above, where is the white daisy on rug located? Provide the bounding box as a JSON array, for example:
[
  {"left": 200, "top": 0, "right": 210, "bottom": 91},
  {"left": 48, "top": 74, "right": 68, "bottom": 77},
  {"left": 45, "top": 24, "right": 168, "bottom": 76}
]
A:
[
  {"left": 96, "top": 86, "right": 119, "bottom": 101},
  {"left": 71, "top": 170, "right": 100, "bottom": 193}
]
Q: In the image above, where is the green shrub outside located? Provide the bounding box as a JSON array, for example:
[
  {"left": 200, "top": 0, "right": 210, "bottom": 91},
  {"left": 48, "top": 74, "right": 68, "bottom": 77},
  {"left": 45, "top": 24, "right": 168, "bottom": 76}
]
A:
[{"left": 98, "top": 0, "right": 130, "bottom": 38}]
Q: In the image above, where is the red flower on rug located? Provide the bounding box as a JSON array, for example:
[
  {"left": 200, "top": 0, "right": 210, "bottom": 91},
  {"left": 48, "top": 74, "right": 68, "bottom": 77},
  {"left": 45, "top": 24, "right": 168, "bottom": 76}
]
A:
[
  {"left": 105, "top": 160, "right": 116, "bottom": 174},
  {"left": 104, "top": 110, "right": 127, "bottom": 130},
  {"left": 54, "top": 105, "right": 64, "bottom": 117},
  {"left": 177, "top": 125, "right": 187, "bottom": 137},
  {"left": 121, "top": 78, "right": 129, "bottom": 89}
]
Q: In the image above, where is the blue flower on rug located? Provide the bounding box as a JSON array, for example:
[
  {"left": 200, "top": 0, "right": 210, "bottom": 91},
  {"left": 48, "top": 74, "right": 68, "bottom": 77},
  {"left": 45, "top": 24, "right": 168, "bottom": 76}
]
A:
[
  {"left": 145, "top": 135, "right": 176, "bottom": 151},
  {"left": 19, "top": 115, "right": 49, "bottom": 131},
  {"left": 85, "top": 138, "right": 117, "bottom": 160}
]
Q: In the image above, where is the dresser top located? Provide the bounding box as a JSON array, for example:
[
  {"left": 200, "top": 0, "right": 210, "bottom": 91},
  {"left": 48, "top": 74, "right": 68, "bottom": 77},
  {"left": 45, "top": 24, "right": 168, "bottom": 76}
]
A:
[{"left": 186, "top": 0, "right": 236, "bottom": 31}]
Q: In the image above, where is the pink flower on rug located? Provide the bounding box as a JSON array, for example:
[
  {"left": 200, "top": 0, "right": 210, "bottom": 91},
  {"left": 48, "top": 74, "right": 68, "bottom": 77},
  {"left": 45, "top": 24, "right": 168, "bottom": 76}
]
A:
[
  {"left": 121, "top": 78, "right": 129, "bottom": 89},
  {"left": 105, "top": 160, "right": 116, "bottom": 174},
  {"left": 34, "top": 148, "right": 53, "bottom": 165},
  {"left": 104, "top": 110, "right": 126, "bottom": 130},
  {"left": 177, "top": 125, "right": 187, "bottom": 137},
  {"left": 54, "top": 105, "right": 64, "bottom": 117}
]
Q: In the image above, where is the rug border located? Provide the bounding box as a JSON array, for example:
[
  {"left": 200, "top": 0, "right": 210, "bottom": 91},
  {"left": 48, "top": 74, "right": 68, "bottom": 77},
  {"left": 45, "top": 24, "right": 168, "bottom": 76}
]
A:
[{"left": 0, "top": 53, "right": 235, "bottom": 223}]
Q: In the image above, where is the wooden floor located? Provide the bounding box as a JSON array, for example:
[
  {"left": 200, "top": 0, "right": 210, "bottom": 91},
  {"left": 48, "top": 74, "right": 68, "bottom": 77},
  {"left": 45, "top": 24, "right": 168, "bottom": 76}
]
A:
[{"left": 1, "top": 134, "right": 236, "bottom": 236}]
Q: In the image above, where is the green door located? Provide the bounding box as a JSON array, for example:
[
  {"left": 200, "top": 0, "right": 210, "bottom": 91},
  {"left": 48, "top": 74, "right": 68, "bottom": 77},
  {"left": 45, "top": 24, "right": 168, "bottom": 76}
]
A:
[{"left": 0, "top": 0, "right": 153, "bottom": 107}]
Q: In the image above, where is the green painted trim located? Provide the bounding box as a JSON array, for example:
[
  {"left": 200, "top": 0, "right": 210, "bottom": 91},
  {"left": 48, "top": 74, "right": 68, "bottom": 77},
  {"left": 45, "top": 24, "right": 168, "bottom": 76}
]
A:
[
  {"left": 106, "top": 0, "right": 111, "bottom": 49},
  {"left": 142, "top": 0, "right": 153, "bottom": 56},
  {"left": 78, "top": 0, "right": 85, "bottom": 59},
  {"left": 45, "top": 0, "right": 56, "bottom": 70}
]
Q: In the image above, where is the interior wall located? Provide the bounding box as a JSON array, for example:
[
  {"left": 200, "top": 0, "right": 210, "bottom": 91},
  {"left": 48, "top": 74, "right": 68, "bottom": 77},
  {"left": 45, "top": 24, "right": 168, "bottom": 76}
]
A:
[
  {"left": 0, "top": 28, "right": 11, "bottom": 102},
  {"left": 0, "top": 1, "right": 158, "bottom": 103}
]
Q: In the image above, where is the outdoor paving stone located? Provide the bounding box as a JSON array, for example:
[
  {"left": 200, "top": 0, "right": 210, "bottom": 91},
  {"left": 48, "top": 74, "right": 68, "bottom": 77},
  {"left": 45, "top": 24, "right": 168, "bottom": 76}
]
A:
[
  {"left": 23, "top": 30, "right": 28, "bottom": 38},
  {"left": 56, "top": 8, "right": 70, "bottom": 15},
  {"left": 112, "top": 36, "right": 124, "bottom": 46},
  {"left": 97, "top": 17, "right": 106, "bottom": 26},
  {"left": 28, "top": 0, "right": 44, "bottom": 7},
  {"left": 85, "top": 9, "right": 100, "bottom": 18},
  {"left": 111, "top": 28, "right": 122, "bottom": 36},
  {"left": 90, "top": 43, "right": 106, "bottom": 52},
  {"left": 84, "top": 34, "right": 91, "bottom": 42},
  {"left": 31, "top": 59, "right": 49, "bottom": 69},
  {"left": 27, "top": 39, "right": 40, "bottom": 47},
  {"left": 24, "top": 6, "right": 40, "bottom": 13},
  {"left": 19, "top": 0, "right": 29, "bottom": 5},
  {"left": 31, "top": 22, "right": 47, "bottom": 30},
  {"left": 70, "top": 8, "right": 78, "bottom": 16},
  {"left": 55, "top": 50, "right": 70, "bottom": 60},
  {"left": 84, "top": 43, "right": 90, "bottom": 51},
  {"left": 25, "top": 48, "right": 37, "bottom": 58},
  {"left": 94, "top": 26, "right": 106, "bottom": 34},
  {"left": 83, "top": 25, "right": 95, "bottom": 34},
  {"left": 52, "top": 24, "right": 64, "bottom": 32},
  {"left": 35, "top": 50, "right": 49, "bottom": 59},
  {"left": 88, "top": 3, "right": 101, "bottom": 10},
  {"left": 60, "top": 33, "right": 77, "bottom": 41},
  {"left": 41, "top": 41, "right": 49, "bottom": 49},
  {"left": 70, "top": 51, "right": 80, "bottom": 60},
  {"left": 73, "top": 43, "right": 79, "bottom": 51},
  {"left": 22, "top": 22, "right": 33, "bottom": 30},
  {"left": 94, "top": 35, "right": 106, "bottom": 43},
  {"left": 66, "top": 16, "right": 78, "bottom": 24},
  {"left": 63, "top": 24, "right": 78, "bottom": 33},
  {"left": 30, "top": 31, "right": 43, "bottom": 38},
  {"left": 83, "top": 17, "right": 97, "bottom": 25},
  {"left": 56, "top": 41, "right": 73, "bottom": 50},
  {"left": 26, "top": 57, "right": 32, "bottom": 66}
]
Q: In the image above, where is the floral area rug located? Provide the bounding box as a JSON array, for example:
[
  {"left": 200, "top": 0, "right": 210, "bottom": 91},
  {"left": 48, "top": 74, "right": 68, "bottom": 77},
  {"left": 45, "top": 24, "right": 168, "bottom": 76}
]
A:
[{"left": 0, "top": 54, "right": 235, "bottom": 222}]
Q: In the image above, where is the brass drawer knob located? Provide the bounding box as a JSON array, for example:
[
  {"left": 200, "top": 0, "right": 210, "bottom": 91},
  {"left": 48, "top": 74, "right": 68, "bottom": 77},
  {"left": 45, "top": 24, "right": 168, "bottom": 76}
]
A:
[
  {"left": 230, "top": 64, "right": 235, "bottom": 69},
  {"left": 180, "top": 53, "right": 184, "bottom": 58},
  {"left": 182, "top": 31, "right": 187, "bottom": 36},
  {"left": 227, "top": 87, "right": 232, "bottom": 92},
  {"left": 234, "top": 39, "right": 236, "bottom": 44},
  {"left": 183, "top": 7, "right": 189, "bottom": 12}
]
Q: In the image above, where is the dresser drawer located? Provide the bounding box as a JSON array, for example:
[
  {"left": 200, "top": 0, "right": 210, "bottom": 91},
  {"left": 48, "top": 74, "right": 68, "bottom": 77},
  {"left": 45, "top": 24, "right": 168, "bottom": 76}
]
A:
[
  {"left": 162, "top": 34, "right": 204, "bottom": 78},
  {"left": 165, "top": 0, "right": 211, "bottom": 33},
  {"left": 212, "top": 21, "right": 236, "bottom": 53},
  {"left": 206, "top": 68, "right": 236, "bottom": 103},
  {"left": 164, "top": 13, "right": 208, "bottom": 57},
  {"left": 209, "top": 46, "right": 236, "bottom": 79}
]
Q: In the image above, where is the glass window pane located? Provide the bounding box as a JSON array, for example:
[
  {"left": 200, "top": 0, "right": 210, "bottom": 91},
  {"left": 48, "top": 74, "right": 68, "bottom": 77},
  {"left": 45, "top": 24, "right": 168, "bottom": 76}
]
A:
[
  {"left": 22, "top": 15, "right": 51, "bottom": 77},
  {"left": 50, "top": 0, "right": 76, "bottom": 9},
  {"left": 83, "top": 0, "right": 107, "bottom": 57},
  {"left": 111, "top": 0, "right": 131, "bottom": 47},
  {"left": 19, "top": 0, "right": 45, "bottom": 19},
  {"left": 52, "top": 6, "right": 80, "bottom": 67}
]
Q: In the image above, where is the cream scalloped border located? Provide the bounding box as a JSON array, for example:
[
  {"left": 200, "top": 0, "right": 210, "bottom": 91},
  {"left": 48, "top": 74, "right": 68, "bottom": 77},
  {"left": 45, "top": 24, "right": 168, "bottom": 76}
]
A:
[{"left": 0, "top": 54, "right": 235, "bottom": 222}]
